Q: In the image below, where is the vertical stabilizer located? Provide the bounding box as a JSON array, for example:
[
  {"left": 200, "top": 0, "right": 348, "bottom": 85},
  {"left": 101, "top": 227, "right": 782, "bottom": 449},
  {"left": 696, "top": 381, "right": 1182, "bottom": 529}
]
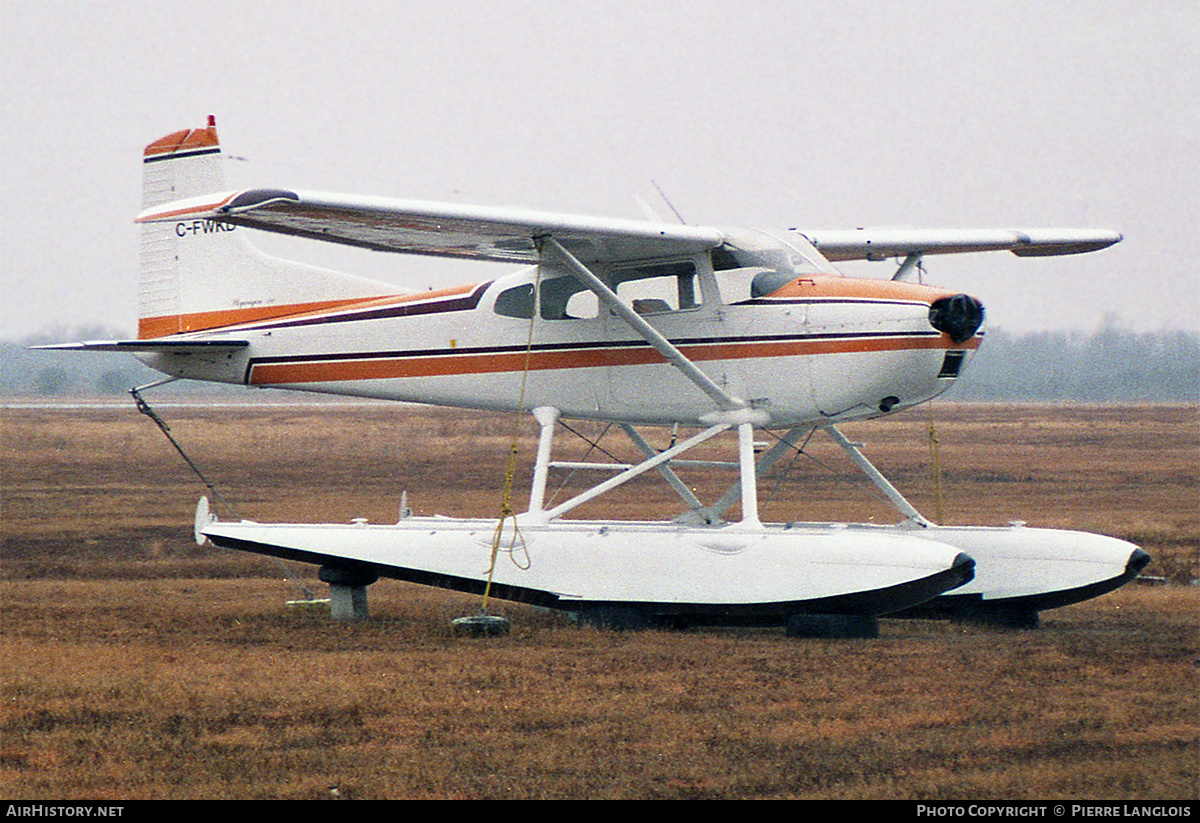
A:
[{"left": 138, "top": 116, "right": 400, "bottom": 339}]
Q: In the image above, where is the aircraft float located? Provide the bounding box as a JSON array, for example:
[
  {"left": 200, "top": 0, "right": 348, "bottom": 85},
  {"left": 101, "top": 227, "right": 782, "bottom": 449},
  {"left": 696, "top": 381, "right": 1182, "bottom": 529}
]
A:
[{"left": 45, "top": 117, "right": 1149, "bottom": 636}]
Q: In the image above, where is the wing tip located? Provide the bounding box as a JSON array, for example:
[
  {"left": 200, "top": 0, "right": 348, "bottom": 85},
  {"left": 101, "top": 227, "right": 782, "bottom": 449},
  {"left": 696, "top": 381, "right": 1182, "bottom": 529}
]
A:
[{"left": 1010, "top": 230, "right": 1123, "bottom": 257}]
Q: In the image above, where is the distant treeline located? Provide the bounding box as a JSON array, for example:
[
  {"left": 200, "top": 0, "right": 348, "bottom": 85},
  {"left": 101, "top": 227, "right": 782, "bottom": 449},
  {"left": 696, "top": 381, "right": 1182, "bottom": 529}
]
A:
[
  {"left": 4, "top": 325, "right": 1198, "bottom": 402},
  {"left": 949, "top": 326, "right": 1199, "bottom": 402}
]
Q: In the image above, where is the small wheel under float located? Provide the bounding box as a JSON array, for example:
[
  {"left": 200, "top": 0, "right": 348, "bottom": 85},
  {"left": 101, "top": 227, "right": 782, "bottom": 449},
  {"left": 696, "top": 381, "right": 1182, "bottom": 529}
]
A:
[
  {"left": 574, "top": 606, "right": 651, "bottom": 631},
  {"left": 785, "top": 613, "right": 879, "bottom": 639}
]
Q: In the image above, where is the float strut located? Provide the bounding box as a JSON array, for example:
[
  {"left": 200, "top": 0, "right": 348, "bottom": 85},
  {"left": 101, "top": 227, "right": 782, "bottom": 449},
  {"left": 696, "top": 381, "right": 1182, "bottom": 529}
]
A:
[
  {"left": 528, "top": 406, "right": 560, "bottom": 514},
  {"left": 823, "top": 425, "right": 931, "bottom": 526},
  {"left": 736, "top": 423, "right": 762, "bottom": 527}
]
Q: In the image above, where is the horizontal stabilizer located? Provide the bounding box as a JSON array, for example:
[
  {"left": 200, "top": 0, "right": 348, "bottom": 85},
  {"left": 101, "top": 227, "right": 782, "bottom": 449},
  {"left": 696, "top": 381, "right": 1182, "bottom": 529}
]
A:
[{"left": 33, "top": 339, "right": 249, "bottom": 353}]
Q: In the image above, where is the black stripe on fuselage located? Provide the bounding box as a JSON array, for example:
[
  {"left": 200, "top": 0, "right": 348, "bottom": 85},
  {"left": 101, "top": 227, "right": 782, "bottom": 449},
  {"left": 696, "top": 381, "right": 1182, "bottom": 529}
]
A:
[
  {"left": 735, "top": 296, "right": 931, "bottom": 308},
  {"left": 227, "top": 290, "right": 931, "bottom": 336},
  {"left": 246, "top": 329, "right": 945, "bottom": 368},
  {"left": 223, "top": 282, "right": 492, "bottom": 334}
]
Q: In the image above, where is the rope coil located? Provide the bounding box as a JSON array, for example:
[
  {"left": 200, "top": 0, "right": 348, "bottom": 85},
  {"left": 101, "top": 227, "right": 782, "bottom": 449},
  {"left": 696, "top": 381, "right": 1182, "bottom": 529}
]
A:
[{"left": 479, "top": 263, "right": 542, "bottom": 614}]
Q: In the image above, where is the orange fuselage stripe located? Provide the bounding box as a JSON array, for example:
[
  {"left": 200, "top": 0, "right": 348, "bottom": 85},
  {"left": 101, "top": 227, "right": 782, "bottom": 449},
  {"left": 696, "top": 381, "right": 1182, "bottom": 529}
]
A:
[
  {"left": 137, "top": 284, "right": 478, "bottom": 339},
  {"left": 138, "top": 298, "right": 375, "bottom": 338},
  {"left": 249, "top": 334, "right": 978, "bottom": 385}
]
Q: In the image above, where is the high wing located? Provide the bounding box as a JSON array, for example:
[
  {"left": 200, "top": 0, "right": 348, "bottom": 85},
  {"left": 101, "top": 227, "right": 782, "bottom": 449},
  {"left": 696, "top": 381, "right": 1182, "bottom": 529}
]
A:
[
  {"left": 136, "top": 188, "right": 1121, "bottom": 265},
  {"left": 137, "top": 189, "right": 725, "bottom": 265},
  {"left": 799, "top": 227, "right": 1123, "bottom": 261}
]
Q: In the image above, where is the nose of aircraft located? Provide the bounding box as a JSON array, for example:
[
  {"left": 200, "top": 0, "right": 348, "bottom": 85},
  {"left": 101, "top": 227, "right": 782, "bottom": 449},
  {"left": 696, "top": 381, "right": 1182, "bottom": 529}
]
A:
[{"left": 929, "top": 294, "right": 985, "bottom": 343}]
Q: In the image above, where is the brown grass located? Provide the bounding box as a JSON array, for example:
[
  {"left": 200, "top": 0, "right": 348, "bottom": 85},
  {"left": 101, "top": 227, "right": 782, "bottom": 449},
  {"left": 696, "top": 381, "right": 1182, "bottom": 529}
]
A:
[{"left": 1, "top": 401, "right": 1197, "bottom": 799}]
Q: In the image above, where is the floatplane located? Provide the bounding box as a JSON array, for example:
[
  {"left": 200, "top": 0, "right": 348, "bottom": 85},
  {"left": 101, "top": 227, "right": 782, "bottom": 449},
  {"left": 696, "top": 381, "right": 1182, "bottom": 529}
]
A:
[{"left": 44, "top": 117, "right": 1148, "bottom": 636}]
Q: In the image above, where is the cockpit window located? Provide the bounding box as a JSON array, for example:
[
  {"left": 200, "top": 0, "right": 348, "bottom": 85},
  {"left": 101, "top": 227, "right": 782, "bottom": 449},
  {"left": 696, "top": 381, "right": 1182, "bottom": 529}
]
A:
[
  {"left": 493, "top": 283, "right": 536, "bottom": 318},
  {"left": 494, "top": 262, "right": 699, "bottom": 320},
  {"left": 539, "top": 276, "right": 598, "bottom": 319},
  {"left": 493, "top": 275, "right": 601, "bottom": 320},
  {"left": 610, "top": 261, "right": 698, "bottom": 314}
]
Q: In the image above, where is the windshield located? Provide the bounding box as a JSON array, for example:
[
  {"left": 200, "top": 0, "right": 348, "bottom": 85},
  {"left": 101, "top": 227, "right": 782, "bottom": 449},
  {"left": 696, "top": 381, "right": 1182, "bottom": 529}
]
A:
[
  {"left": 715, "top": 228, "right": 835, "bottom": 277},
  {"left": 712, "top": 228, "right": 837, "bottom": 302}
]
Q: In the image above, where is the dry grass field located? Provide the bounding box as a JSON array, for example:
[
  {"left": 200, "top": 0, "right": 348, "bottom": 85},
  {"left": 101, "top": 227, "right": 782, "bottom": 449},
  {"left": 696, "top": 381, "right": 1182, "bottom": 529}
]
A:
[{"left": 1, "top": 400, "right": 1196, "bottom": 799}]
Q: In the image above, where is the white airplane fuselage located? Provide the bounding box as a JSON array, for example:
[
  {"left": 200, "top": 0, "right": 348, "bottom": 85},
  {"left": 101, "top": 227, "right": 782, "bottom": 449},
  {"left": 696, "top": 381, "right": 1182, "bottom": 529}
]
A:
[{"left": 135, "top": 263, "right": 979, "bottom": 428}]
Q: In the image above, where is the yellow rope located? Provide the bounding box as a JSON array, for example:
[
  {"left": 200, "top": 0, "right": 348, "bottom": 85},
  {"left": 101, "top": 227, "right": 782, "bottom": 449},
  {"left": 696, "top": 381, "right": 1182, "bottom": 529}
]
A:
[{"left": 480, "top": 268, "right": 541, "bottom": 613}]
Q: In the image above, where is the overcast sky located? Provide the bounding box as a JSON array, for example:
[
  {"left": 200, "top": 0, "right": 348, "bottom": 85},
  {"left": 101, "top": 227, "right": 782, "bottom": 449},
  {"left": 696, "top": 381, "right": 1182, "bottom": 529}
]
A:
[{"left": 3, "top": 0, "right": 1197, "bottom": 339}]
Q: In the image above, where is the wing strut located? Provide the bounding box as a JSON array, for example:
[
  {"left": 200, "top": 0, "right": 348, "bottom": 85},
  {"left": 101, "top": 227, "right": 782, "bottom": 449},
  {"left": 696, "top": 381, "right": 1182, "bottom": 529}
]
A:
[
  {"left": 539, "top": 236, "right": 748, "bottom": 415},
  {"left": 891, "top": 252, "right": 924, "bottom": 282},
  {"left": 533, "top": 237, "right": 773, "bottom": 525}
]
